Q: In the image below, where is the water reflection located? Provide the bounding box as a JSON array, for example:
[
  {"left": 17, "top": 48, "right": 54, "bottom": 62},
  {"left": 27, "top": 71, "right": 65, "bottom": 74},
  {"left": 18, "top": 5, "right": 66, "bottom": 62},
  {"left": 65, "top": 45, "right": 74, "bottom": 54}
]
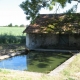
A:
[
  {"left": 0, "top": 55, "right": 27, "bottom": 70},
  {"left": 27, "top": 51, "right": 72, "bottom": 73}
]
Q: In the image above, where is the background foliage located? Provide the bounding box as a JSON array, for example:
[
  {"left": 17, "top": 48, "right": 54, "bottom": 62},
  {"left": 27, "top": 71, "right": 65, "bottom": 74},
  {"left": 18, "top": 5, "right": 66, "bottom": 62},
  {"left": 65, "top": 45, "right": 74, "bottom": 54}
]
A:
[{"left": 20, "top": 0, "right": 79, "bottom": 23}]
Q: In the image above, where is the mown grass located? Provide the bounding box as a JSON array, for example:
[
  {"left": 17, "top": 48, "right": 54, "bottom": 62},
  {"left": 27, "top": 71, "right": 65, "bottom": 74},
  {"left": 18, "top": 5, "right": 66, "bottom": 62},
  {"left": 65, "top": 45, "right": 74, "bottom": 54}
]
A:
[
  {"left": 0, "top": 27, "right": 25, "bottom": 36},
  {"left": 60, "top": 53, "right": 80, "bottom": 80},
  {"left": 0, "top": 53, "right": 80, "bottom": 80}
]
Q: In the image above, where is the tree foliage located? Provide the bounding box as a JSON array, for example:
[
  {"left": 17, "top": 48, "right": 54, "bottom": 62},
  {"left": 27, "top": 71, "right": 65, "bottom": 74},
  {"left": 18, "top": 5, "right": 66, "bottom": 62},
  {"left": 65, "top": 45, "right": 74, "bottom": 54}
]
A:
[
  {"left": 20, "top": 0, "right": 79, "bottom": 23},
  {"left": 14, "top": 25, "right": 18, "bottom": 27},
  {"left": 8, "top": 23, "right": 13, "bottom": 27},
  {"left": 20, "top": 24, "right": 25, "bottom": 27}
]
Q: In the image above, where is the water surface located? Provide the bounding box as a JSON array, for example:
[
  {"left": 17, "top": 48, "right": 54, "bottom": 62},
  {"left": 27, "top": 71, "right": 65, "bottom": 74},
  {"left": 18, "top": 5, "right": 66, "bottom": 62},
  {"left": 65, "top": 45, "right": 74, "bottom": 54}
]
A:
[
  {"left": 0, "top": 55, "right": 27, "bottom": 70},
  {"left": 0, "top": 51, "right": 72, "bottom": 73}
]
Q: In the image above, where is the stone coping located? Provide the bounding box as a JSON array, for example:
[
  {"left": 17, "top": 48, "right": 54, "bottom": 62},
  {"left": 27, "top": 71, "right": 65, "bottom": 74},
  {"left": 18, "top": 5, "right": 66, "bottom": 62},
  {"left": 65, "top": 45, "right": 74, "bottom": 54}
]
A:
[
  {"left": 32, "top": 49, "right": 80, "bottom": 53},
  {"left": 48, "top": 53, "right": 80, "bottom": 76},
  {"left": 0, "top": 52, "right": 21, "bottom": 60}
]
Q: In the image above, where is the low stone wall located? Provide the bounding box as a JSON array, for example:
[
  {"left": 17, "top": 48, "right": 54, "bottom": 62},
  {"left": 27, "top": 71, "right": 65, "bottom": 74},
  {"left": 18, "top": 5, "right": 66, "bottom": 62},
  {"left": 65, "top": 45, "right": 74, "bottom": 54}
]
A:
[
  {"left": 0, "top": 49, "right": 25, "bottom": 60},
  {"left": 0, "top": 52, "right": 21, "bottom": 60}
]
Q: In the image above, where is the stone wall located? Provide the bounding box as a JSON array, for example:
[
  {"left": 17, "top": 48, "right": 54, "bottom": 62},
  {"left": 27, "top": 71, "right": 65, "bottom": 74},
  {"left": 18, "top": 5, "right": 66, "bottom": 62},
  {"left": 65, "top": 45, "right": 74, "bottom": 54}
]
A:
[
  {"left": 69, "top": 34, "right": 80, "bottom": 47},
  {"left": 26, "top": 33, "right": 59, "bottom": 49},
  {"left": 26, "top": 33, "right": 80, "bottom": 50}
]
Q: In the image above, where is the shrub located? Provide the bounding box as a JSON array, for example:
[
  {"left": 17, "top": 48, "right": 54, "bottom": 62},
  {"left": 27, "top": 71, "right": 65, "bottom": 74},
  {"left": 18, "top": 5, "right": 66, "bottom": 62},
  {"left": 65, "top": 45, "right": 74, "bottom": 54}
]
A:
[{"left": 0, "top": 34, "right": 26, "bottom": 44}]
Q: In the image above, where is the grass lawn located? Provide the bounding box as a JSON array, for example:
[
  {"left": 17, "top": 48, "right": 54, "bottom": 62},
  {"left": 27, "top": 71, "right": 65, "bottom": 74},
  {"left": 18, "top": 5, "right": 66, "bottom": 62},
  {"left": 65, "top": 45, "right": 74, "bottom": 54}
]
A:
[
  {"left": 60, "top": 53, "right": 80, "bottom": 80},
  {"left": 0, "top": 53, "right": 80, "bottom": 80},
  {"left": 0, "top": 27, "right": 25, "bottom": 36}
]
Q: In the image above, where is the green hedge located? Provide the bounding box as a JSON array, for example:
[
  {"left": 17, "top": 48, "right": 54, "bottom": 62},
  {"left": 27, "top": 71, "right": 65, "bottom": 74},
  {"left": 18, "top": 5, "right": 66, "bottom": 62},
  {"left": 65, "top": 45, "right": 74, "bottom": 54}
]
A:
[{"left": 0, "top": 34, "right": 26, "bottom": 44}]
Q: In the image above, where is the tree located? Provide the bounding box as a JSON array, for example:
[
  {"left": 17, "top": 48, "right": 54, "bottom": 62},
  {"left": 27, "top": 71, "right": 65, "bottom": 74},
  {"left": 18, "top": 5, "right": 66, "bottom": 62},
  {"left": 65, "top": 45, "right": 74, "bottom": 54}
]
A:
[
  {"left": 20, "top": 0, "right": 79, "bottom": 24},
  {"left": 8, "top": 23, "right": 13, "bottom": 27},
  {"left": 20, "top": 24, "right": 25, "bottom": 27},
  {"left": 14, "top": 25, "right": 18, "bottom": 27}
]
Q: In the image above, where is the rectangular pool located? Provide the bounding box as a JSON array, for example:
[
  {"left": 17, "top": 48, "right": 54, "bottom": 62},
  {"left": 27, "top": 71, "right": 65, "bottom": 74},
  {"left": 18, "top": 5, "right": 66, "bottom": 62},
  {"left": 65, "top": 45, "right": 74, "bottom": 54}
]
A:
[{"left": 0, "top": 51, "right": 72, "bottom": 73}]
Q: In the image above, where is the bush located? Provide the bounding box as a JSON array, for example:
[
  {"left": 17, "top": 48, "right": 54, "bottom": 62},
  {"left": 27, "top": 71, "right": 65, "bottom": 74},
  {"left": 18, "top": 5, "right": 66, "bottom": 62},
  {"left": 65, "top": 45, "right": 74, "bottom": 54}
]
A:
[{"left": 0, "top": 34, "right": 26, "bottom": 44}]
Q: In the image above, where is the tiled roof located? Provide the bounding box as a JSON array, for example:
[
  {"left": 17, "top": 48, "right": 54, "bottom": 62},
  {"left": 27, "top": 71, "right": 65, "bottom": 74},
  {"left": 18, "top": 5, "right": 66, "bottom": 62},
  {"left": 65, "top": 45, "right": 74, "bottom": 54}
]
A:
[{"left": 23, "top": 13, "right": 80, "bottom": 34}]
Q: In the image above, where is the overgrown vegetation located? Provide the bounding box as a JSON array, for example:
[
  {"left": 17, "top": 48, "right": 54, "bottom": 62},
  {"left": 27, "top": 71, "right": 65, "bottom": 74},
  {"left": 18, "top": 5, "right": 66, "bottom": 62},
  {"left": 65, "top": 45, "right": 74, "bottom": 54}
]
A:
[
  {"left": 0, "top": 34, "right": 25, "bottom": 44},
  {"left": 20, "top": 0, "right": 79, "bottom": 23}
]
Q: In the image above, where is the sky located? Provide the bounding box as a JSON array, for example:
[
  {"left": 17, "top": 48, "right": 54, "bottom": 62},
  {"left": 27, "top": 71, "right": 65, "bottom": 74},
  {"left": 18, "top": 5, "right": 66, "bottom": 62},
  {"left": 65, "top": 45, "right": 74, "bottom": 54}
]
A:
[
  {"left": 0, "top": 0, "right": 29, "bottom": 26},
  {"left": 0, "top": 0, "right": 80, "bottom": 26}
]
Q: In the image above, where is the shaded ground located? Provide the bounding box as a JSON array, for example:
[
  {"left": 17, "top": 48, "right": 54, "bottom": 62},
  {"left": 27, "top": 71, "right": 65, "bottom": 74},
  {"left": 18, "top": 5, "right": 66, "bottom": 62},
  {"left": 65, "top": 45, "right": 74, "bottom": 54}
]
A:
[
  {"left": 0, "top": 44, "right": 25, "bottom": 56},
  {"left": 39, "top": 45, "right": 80, "bottom": 50}
]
